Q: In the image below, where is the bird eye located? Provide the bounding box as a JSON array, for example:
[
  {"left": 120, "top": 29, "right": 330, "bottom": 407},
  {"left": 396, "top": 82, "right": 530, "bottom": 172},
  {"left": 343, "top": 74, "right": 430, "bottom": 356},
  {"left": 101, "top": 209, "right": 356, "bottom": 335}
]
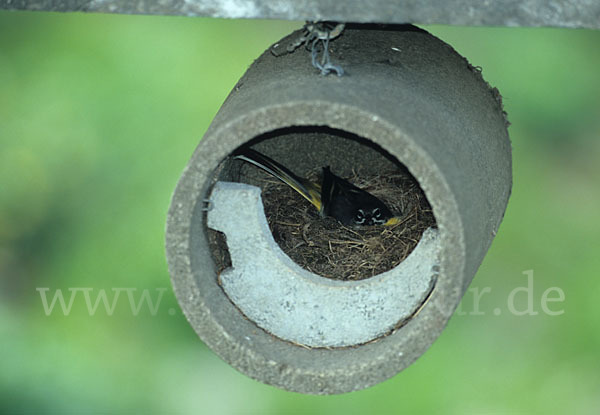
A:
[
  {"left": 354, "top": 209, "right": 365, "bottom": 224},
  {"left": 373, "top": 208, "right": 381, "bottom": 218}
]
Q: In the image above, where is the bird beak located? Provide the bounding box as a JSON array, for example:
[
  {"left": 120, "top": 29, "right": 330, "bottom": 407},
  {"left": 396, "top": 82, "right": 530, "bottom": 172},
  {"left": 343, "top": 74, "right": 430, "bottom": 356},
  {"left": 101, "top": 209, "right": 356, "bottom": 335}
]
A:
[{"left": 384, "top": 216, "right": 401, "bottom": 226}]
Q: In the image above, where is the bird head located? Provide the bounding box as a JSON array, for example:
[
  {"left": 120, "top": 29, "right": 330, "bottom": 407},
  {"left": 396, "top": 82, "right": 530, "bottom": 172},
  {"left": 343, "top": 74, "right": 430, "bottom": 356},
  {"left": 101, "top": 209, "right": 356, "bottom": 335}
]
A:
[{"left": 352, "top": 206, "right": 392, "bottom": 226}]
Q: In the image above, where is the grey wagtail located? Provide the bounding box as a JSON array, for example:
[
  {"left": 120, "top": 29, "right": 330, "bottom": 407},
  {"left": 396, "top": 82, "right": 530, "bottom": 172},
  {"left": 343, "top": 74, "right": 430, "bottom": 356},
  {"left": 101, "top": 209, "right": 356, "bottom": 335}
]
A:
[{"left": 233, "top": 148, "right": 400, "bottom": 227}]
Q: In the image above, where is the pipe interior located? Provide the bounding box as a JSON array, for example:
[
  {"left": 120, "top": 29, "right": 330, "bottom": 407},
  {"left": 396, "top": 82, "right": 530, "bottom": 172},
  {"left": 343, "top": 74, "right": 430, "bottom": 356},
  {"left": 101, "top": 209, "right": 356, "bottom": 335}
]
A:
[
  {"left": 205, "top": 125, "right": 437, "bottom": 280},
  {"left": 220, "top": 126, "right": 402, "bottom": 182}
]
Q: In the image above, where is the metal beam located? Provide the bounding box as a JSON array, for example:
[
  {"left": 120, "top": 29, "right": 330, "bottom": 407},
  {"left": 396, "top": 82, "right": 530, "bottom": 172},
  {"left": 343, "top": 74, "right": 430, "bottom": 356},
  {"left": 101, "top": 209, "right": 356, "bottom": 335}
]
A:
[{"left": 1, "top": 0, "right": 599, "bottom": 29}]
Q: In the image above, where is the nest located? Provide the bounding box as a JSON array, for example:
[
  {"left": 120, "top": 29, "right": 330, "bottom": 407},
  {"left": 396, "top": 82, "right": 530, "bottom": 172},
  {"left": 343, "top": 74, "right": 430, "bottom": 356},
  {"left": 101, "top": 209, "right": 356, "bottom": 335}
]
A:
[
  {"left": 208, "top": 167, "right": 436, "bottom": 281},
  {"left": 261, "top": 169, "right": 435, "bottom": 280}
]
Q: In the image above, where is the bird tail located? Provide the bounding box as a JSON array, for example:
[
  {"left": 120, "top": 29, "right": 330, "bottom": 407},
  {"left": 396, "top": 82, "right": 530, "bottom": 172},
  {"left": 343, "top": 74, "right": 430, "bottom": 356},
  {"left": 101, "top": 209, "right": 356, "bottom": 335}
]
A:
[{"left": 233, "top": 148, "right": 322, "bottom": 211}]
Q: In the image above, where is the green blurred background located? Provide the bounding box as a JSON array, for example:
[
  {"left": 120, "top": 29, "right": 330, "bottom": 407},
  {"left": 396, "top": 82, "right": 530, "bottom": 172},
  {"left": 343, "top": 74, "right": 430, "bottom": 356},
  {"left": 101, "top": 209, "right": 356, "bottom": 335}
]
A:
[{"left": 1, "top": 11, "right": 599, "bottom": 414}]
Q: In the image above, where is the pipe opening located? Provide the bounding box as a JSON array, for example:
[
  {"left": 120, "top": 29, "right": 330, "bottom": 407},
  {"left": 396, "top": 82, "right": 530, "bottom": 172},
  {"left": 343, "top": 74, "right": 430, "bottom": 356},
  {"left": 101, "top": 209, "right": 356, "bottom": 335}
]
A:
[{"left": 207, "top": 125, "right": 437, "bottom": 281}]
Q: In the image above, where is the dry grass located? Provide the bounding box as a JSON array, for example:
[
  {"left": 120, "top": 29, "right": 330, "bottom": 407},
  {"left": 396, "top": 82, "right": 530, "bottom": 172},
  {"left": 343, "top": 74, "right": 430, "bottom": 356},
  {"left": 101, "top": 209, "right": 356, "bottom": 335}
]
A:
[
  {"left": 208, "top": 168, "right": 436, "bottom": 281},
  {"left": 261, "top": 168, "right": 435, "bottom": 280}
]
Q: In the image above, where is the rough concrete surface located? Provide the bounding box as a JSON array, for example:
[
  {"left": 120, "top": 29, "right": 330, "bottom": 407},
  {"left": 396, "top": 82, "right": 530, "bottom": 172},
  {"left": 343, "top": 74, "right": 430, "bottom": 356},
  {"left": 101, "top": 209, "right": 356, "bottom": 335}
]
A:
[
  {"left": 207, "top": 181, "right": 440, "bottom": 348},
  {"left": 166, "top": 26, "right": 512, "bottom": 393}
]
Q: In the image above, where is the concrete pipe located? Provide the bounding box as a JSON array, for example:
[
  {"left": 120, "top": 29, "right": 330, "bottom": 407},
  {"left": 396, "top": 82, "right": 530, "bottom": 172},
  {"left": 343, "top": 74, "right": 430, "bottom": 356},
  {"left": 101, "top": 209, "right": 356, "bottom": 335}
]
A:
[{"left": 166, "top": 24, "right": 511, "bottom": 394}]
